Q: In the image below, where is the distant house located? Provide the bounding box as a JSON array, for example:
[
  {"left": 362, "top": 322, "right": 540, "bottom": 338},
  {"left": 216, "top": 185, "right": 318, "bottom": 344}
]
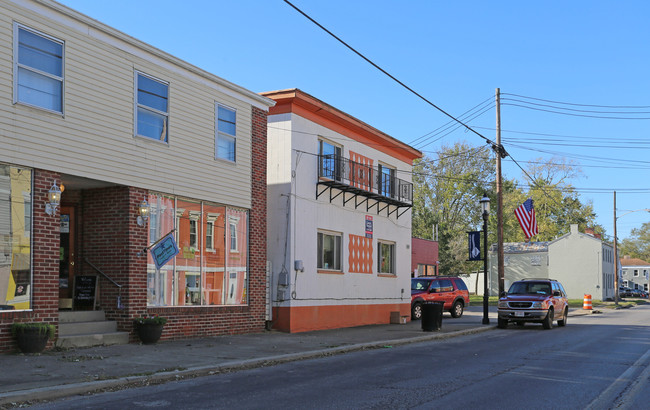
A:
[
  {"left": 262, "top": 89, "right": 422, "bottom": 332},
  {"left": 620, "top": 256, "right": 650, "bottom": 293},
  {"left": 411, "top": 238, "right": 439, "bottom": 277},
  {"left": 488, "top": 224, "right": 616, "bottom": 300}
]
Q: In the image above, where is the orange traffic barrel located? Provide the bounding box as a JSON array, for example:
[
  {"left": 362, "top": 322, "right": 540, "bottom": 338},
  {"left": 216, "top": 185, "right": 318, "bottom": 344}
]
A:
[{"left": 583, "top": 294, "right": 593, "bottom": 310}]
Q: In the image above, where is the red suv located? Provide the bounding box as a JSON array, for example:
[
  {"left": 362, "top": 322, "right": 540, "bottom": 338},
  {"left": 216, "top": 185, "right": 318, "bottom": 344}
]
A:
[
  {"left": 497, "top": 279, "right": 569, "bottom": 329},
  {"left": 411, "top": 276, "right": 470, "bottom": 319}
]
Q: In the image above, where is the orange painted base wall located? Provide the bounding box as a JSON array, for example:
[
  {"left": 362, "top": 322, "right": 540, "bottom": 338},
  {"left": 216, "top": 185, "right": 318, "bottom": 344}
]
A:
[{"left": 272, "top": 303, "right": 411, "bottom": 333}]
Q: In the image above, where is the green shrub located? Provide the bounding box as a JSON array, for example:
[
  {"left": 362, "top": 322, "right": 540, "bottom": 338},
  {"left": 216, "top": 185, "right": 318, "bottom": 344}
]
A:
[
  {"left": 134, "top": 315, "right": 167, "bottom": 325},
  {"left": 11, "top": 322, "right": 55, "bottom": 339}
]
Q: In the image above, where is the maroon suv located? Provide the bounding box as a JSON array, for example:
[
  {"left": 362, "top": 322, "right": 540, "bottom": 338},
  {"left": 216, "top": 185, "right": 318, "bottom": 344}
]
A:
[
  {"left": 411, "top": 276, "right": 470, "bottom": 319},
  {"left": 497, "top": 279, "right": 569, "bottom": 329}
]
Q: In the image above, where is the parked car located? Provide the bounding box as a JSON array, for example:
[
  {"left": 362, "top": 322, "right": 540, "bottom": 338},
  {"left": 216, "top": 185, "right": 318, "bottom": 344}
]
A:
[
  {"left": 411, "top": 276, "right": 469, "bottom": 319},
  {"left": 619, "top": 287, "right": 632, "bottom": 298},
  {"left": 497, "top": 279, "right": 569, "bottom": 329},
  {"left": 631, "top": 288, "right": 644, "bottom": 298}
]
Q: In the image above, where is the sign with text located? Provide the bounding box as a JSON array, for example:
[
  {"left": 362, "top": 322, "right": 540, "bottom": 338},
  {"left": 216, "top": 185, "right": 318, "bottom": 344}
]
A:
[
  {"left": 365, "top": 215, "right": 373, "bottom": 238},
  {"left": 468, "top": 231, "right": 481, "bottom": 261},
  {"left": 73, "top": 275, "right": 97, "bottom": 309},
  {"left": 150, "top": 233, "right": 180, "bottom": 270}
]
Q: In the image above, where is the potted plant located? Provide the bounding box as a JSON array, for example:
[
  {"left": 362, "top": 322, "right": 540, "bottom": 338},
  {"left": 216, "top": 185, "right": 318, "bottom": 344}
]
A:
[
  {"left": 134, "top": 315, "right": 167, "bottom": 344},
  {"left": 11, "top": 322, "right": 55, "bottom": 353}
]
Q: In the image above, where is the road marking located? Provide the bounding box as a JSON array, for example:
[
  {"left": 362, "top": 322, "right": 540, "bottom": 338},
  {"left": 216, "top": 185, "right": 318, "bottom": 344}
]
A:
[{"left": 586, "top": 348, "right": 650, "bottom": 410}]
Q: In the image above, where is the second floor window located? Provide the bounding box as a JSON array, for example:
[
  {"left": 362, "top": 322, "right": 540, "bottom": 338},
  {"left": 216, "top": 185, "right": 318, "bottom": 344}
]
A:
[
  {"left": 189, "top": 219, "right": 197, "bottom": 248},
  {"left": 319, "top": 140, "right": 342, "bottom": 181},
  {"left": 205, "top": 221, "right": 214, "bottom": 250},
  {"left": 217, "top": 105, "right": 236, "bottom": 162},
  {"left": 378, "top": 164, "right": 395, "bottom": 198},
  {"left": 136, "top": 72, "right": 169, "bottom": 142},
  {"left": 15, "top": 25, "right": 64, "bottom": 113}
]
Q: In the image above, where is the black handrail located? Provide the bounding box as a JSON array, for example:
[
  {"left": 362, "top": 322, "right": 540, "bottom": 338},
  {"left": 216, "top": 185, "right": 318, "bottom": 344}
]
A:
[
  {"left": 318, "top": 154, "right": 413, "bottom": 204},
  {"left": 84, "top": 258, "right": 124, "bottom": 309}
]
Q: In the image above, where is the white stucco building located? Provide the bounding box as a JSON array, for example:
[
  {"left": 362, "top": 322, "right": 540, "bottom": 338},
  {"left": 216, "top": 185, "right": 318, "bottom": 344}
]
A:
[
  {"left": 262, "top": 89, "right": 422, "bottom": 332},
  {"left": 489, "top": 224, "right": 616, "bottom": 301}
]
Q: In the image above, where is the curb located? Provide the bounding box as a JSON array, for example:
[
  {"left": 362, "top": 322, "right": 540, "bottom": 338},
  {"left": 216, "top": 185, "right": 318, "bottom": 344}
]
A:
[{"left": 0, "top": 326, "right": 492, "bottom": 406}]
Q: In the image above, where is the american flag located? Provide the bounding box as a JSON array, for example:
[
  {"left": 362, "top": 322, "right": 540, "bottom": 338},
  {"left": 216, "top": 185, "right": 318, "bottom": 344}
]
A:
[{"left": 515, "top": 198, "right": 539, "bottom": 238}]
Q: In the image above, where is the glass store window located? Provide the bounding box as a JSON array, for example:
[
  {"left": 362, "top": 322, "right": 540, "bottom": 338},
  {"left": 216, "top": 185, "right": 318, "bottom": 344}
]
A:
[
  {"left": 0, "top": 165, "right": 32, "bottom": 310},
  {"left": 146, "top": 193, "right": 248, "bottom": 307}
]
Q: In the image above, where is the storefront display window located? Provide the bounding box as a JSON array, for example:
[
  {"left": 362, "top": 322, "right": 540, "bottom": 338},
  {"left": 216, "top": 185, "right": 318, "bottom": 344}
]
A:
[
  {"left": 146, "top": 193, "right": 248, "bottom": 307},
  {"left": 0, "top": 165, "right": 32, "bottom": 310}
]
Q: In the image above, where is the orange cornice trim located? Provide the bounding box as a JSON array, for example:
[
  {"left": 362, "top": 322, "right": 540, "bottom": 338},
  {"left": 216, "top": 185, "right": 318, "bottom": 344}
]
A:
[{"left": 261, "top": 89, "right": 422, "bottom": 164}]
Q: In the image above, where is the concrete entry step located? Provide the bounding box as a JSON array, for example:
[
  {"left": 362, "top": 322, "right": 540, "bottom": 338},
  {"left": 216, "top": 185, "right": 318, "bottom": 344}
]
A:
[{"left": 56, "top": 310, "right": 129, "bottom": 348}]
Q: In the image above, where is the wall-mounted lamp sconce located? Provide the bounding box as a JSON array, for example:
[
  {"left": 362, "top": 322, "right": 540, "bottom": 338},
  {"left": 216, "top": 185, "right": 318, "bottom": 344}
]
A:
[
  {"left": 137, "top": 199, "right": 150, "bottom": 226},
  {"left": 45, "top": 183, "right": 62, "bottom": 216}
]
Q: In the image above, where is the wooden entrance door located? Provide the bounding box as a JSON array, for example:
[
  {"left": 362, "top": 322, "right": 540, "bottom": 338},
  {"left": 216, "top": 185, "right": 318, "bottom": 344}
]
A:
[{"left": 59, "top": 206, "right": 75, "bottom": 299}]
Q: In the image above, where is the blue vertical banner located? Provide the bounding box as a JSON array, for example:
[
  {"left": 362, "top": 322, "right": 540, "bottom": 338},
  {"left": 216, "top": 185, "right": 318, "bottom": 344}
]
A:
[{"left": 468, "top": 231, "right": 481, "bottom": 261}]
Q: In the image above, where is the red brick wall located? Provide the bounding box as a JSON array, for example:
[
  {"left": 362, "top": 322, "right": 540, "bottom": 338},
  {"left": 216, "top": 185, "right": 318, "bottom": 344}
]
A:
[
  {"left": 411, "top": 237, "right": 439, "bottom": 274},
  {"left": 0, "top": 169, "right": 60, "bottom": 353},
  {"left": 81, "top": 186, "right": 148, "bottom": 335}
]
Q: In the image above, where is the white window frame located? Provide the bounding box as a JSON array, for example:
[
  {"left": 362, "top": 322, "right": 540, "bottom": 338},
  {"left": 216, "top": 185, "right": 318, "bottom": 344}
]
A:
[
  {"left": 377, "top": 239, "right": 396, "bottom": 274},
  {"left": 216, "top": 104, "right": 237, "bottom": 162},
  {"left": 317, "top": 230, "right": 342, "bottom": 271},
  {"left": 13, "top": 23, "right": 64, "bottom": 114},
  {"left": 135, "top": 71, "right": 169, "bottom": 142},
  {"left": 228, "top": 216, "right": 239, "bottom": 252},
  {"left": 377, "top": 163, "right": 396, "bottom": 198},
  {"left": 205, "top": 213, "right": 220, "bottom": 251},
  {"left": 318, "top": 138, "right": 342, "bottom": 181},
  {"left": 634, "top": 269, "right": 639, "bottom": 277}
]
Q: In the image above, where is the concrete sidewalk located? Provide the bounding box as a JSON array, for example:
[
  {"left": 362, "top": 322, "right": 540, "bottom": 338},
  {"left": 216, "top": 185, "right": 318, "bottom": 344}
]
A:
[{"left": 0, "top": 307, "right": 593, "bottom": 406}]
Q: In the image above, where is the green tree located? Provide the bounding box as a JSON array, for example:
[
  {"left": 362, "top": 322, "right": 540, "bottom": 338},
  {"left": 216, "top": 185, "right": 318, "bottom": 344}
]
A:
[
  {"left": 412, "top": 141, "right": 494, "bottom": 275},
  {"left": 620, "top": 222, "right": 650, "bottom": 261},
  {"left": 505, "top": 157, "right": 601, "bottom": 242}
]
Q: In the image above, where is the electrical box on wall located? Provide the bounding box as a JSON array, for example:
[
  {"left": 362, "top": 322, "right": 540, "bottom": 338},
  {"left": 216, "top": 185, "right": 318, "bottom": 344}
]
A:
[{"left": 294, "top": 260, "right": 304, "bottom": 272}]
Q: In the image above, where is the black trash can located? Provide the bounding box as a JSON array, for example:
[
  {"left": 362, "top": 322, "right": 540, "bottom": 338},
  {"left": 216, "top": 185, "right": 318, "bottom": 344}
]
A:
[{"left": 421, "top": 301, "right": 443, "bottom": 331}]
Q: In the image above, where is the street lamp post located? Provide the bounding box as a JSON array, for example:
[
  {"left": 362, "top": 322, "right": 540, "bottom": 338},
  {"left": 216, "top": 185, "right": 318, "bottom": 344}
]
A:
[{"left": 480, "top": 194, "right": 490, "bottom": 325}]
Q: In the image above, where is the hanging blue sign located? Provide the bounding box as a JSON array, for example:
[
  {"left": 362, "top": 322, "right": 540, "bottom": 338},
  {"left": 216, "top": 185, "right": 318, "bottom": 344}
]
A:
[
  {"left": 468, "top": 231, "right": 481, "bottom": 261},
  {"left": 150, "top": 232, "right": 180, "bottom": 270}
]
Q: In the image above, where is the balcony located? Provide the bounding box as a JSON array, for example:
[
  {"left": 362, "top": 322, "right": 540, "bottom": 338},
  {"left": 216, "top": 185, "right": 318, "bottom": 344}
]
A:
[{"left": 316, "top": 155, "right": 413, "bottom": 218}]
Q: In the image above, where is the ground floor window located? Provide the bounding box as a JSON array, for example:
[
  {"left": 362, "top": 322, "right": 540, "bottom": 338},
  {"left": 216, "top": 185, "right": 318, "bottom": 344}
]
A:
[
  {"left": 0, "top": 165, "right": 32, "bottom": 310},
  {"left": 378, "top": 240, "right": 395, "bottom": 274},
  {"left": 317, "top": 230, "right": 341, "bottom": 271},
  {"left": 146, "top": 193, "right": 248, "bottom": 307}
]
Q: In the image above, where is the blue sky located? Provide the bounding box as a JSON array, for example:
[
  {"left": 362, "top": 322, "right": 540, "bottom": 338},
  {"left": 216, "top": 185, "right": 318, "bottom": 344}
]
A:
[{"left": 57, "top": 0, "right": 650, "bottom": 240}]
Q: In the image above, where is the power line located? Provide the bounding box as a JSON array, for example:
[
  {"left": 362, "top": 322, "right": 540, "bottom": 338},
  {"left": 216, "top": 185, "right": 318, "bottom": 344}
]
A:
[
  {"left": 502, "top": 102, "right": 650, "bottom": 120},
  {"left": 501, "top": 97, "right": 650, "bottom": 115},
  {"left": 502, "top": 93, "right": 650, "bottom": 109},
  {"left": 283, "top": 0, "right": 497, "bottom": 148}
]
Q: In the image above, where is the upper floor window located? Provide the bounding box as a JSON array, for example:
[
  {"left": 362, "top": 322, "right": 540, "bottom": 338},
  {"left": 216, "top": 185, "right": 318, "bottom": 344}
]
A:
[
  {"left": 136, "top": 72, "right": 169, "bottom": 142},
  {"left": 205, "top": 221, "right": 214, "bottom": 250},
  {"left": 14, "top": 25, "right": 64, "bottom": 113},
  {"left": 319, "top": 139, "right": 342, "bottom": 181},
  {"left": 229, "top": 217, "right": 239, "bottom": 252},
  {"left": 634, "top": 269, "right": 639, "bottom": 277},
  {"left": 378, "top": 164, "right": 395, "bottom": 198},
  {"left": 216, "top": 105, "right": 236, "bottom": 161}
]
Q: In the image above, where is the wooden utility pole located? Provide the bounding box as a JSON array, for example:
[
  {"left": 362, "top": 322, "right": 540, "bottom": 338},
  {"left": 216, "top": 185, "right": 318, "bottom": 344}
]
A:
[
  {"left": 496, "top": 88, "right": 505, "bottom": 295},
  {"left": 613, "top": 191, "right": 619, "bottom": 305}
]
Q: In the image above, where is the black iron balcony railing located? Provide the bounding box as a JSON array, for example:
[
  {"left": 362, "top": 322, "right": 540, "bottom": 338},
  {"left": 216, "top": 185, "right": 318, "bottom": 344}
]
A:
[{"left": 317, "top": 154, "right": 413, "bottom": 206}]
